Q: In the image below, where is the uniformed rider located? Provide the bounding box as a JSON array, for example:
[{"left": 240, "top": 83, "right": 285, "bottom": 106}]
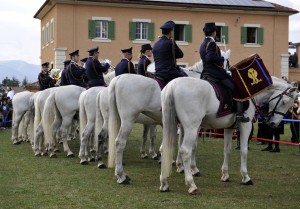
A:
[
  {"left": 85, "top": 46, "right": 111, "bottom": 87},
  {"left": 38, "top": 62, "right": 56, "bottom": 91},
  {"left": 115, "top": 47, "right": 136, "bottom": 76},
  {"left": 199, "top": 22, "right": 249, "bottom": 123},
  {"left": 67, "top": 49, "right": 87, "bottom": 87},
  {"left": 60, "top": 59, "right": 71, "bottom": 86},
  {"left": 152, "top": 20, "right": 185, "bottom": 84},
  {"left": 137, "top": 44, "right": 153, "bottom": 77}
]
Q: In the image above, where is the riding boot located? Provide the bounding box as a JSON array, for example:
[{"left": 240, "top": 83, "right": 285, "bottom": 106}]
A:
[
  {"left": 236, "top": 101, "right": 250, "bottom": 123},
  {"left": 270, "top": 141, "right": 280, "bottom": 152}
]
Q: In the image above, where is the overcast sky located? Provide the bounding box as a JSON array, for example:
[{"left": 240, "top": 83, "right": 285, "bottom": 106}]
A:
[{"left": 0, "top": 0, "right": 299, "bottom": 65}]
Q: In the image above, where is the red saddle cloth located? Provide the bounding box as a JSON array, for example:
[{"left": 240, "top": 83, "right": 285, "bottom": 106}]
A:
[{"left": 230, "top": 54, "right": 273, "bottom": 102}]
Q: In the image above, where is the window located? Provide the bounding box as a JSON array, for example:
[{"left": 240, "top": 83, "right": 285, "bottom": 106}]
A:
[
  {"left": 241, "top": 25, "right": 264, "bottom": 45},
  {"left": 95, "top": 20, "right": 108, "bottom": 39},
  {"left": 45, "top": 23, "right": 49, "bottom": 44},
  {"left": 41, "top": 27, "right": 45, "bottom": 46},
  {"left": 173, "top": 21, "right": 192, "bottom": 43},
  {"left": 135, "top": 22, "right": 148, "bottom": 40},
  {"left": 129, "top": 19, "right": 154, "bottom": 42},
  {"left": 88, "top": 17, "right": 115, "bottom": 41},
  {"left": 50, "top": 18, "right": 54, "bottom": 42},
  {"left": 215, "top": 25, "right": 228, "bottom": 44}
]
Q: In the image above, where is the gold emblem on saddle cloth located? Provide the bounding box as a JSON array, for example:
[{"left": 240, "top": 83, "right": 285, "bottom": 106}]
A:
[{"left": 248, "top": 68, "right": 262, "bottom": 85}]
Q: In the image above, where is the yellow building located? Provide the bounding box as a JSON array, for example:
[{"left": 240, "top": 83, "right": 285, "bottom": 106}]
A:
[{"left": 34, "top": 0, "right": 298, "bottom": 79}]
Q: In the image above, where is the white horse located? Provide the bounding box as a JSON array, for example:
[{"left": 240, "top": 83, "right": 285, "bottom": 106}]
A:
[
  {"left": 11, "top": 91, "right": 35, "bottom": 145},
  {"left": 107, "top": 62, "right": 203, "bottom": 184},
  {"left": 43, "top": 85, "right": 86, "bottom": 157},
  {"left": 160, "top": 76, "right": 298, "bottom": 194}
]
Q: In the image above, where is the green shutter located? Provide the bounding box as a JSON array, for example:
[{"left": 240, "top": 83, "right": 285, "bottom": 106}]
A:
[
  {"left": 108, "top": 21, "right": 115, "bottom": 40},
  {"left": 148, "top": 22, "right": 155, "bottom": 41},
  {"left": 185, "top": 24, "right": 192, "bottom": 43},
  {"left": 129, "top": 22, "right": 136, "bottom": 40},
  {"left": 241, "top": 26, "right": 247, "bottom": 44},
  {"left": 222, "top": 26, "right": 228, "bottom": 44},
  {"left": 257, "top": 27, "right": 264, "bottom": 45},
  {"left": 88, "top": 20, "right": 96, "bottom": 39}
]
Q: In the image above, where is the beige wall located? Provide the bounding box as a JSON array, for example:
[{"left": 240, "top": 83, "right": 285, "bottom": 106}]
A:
[{"left": 40, "top": 3, "right": 290, "bottom": 78}]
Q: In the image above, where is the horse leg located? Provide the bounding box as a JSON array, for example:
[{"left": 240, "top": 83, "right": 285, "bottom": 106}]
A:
[
  {"left": 79, "top": 123, "right": 94, "bottom": 164},
  {"left": 221, "top": 129, "right": 234, "bottom": 182},
  {"left": 115, "top": 122, "right": 134, "bottom": 184},
  {"left": 180, "top": 128, "right": 201, "bottom": 195},
  {"left": 191, "top": 139, "right": 200, "bottom": 176},
  {"left": 140, "top": 124, "right": 150, "bottom": 159},
  {"left": 148, "top": 125, "right": 158, "bottom": 160},
  {"left": 60, "top": 117, "right": 74, "bottom": 157},
  {"left": 239, "top": 123, "right": 253, "bottom": 185},
  {"left": 11, "top": 111, "right": 24, "bottom": 145},
  {"left": 33, "top": 123, "right": 43, "bottom": 156},
  {"left": 176, "top": 125, "right": 184, "bottom": 173}
]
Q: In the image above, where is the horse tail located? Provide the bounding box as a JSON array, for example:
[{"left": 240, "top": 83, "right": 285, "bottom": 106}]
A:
[
  {"left": 28, "top": 110, "right": 34, "bottom": 144},
  {"left": 79, "top": 92, "right": 87, "bottom": 142},
  {"left": 34, "top": 97, "right": 42, "bottom": 144},
  {"left": 108, "top": 78, "right": 120, "bottom": 168},
  {"left": 161, "top": 83, "right": 178, "bottom": 178},
  {"left": 94, "top": 92, "right": 103, "bottom": 153},
  {"left": 42, "top": 92, "right": 57, "bottom": 148}
]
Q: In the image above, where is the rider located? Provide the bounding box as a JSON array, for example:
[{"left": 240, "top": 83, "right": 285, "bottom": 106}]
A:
[
  {"left": 85, "top": 46, "right": 111, "bottom": 87},
  {"left": 115, "top": 47, "right": 136, "bottom": 76},
  {"left": 67, "top": 49, "right": 87, "bottom": 88},
  {"left": 38, "top": 62, "right": 56, "bottom": 91},
  {"left": 60, "top": 59, "right": 71, "bottom": 86},
  {"left": 137, "top": 44, "right": 153, "bottom": 77},
  {"left": 152, "top": 20, "right": 185, "bottom": 84},
  {"left": 200, "top": 22, "right": 249, "bottom": 123}
]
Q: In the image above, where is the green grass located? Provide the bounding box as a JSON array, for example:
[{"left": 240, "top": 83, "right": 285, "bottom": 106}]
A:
[{"left": 0, "top": 124, "right": 299, "bottom": 209}]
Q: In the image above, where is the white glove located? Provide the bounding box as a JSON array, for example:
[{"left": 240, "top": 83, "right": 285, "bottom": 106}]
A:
[
  {"left": 104, "top": 59, "right": 111, "bottom": 65},
  {"left": 225, "top": 49, "right": 231, "bottom": 60},
  {"left": 226, "top": 70, "right": 232, "bottom": 76}
]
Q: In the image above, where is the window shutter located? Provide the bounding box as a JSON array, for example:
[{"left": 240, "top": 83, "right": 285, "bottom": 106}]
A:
[
  {"left": 88, "top": 20, "right": 96, "bottom": 39},
  {"left": 185, "top": 24, "right": 192, "bottom": 43},
  {"left": 257, "top": 27, "right": 264, "bottom": 45},
  {"left": 222, "top": 26, "right": 228, "bottom": 44},
  {"left": 241, "top": 26, "right": 247, "bottom": 44},
  {"left": 148, "top": 22, "right": 155, "bottom": 41},
  {"left": 108, "top": 21, "right": 115, "bottom": 40},
  {"left": 129, "top": 22, "right": 136, "bottom": 40}
]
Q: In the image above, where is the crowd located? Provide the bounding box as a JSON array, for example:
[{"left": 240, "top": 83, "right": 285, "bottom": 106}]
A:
[{"left": 0, "top": 87, "right": 14, "bottom": 129}]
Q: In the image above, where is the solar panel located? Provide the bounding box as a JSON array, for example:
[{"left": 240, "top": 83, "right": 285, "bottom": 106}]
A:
[{"left": 143, "top": 0, "right": 274, "bottom": 8}]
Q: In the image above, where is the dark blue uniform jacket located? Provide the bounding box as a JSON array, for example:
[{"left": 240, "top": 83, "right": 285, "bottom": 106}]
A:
[
  {"left": 85, "top": 57, "right": 110, "bottom": 87},
  {"left": 199, "top": 37, "right": 229, "bottom": 80},
  {"left": 60, "top": 68, "right": 69, "bottom": 86},
  {"left": 115, "top": 59, "right": 136, "bottom": 76},
  {"left": 38, "top": 72, "right": 55, "bottom": 91},
  {"left": 152, "top": 36, "right": 184, "bottom": 82},
  {"left": 67, "top": 61, "right": 87, "bottom": 87},
  {"left": 137, "top": 56, "right": 151, "bottom": 77}
]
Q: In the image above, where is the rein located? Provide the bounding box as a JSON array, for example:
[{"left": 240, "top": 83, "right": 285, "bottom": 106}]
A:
[{"left": 267, "top": 87, "right": 293, "bottom": 117}]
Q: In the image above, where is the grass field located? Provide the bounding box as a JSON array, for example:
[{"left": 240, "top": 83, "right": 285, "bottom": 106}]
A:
[{"left": 0, "top": 124, "right": 299, "bottom": 209}]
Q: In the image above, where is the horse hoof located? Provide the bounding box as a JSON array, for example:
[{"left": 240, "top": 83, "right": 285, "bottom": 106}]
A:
[
  {"left": 160, "top": 188, "right": 170, "bottom": 192},
  {"left": 193, "top": 172, "right": 201, "bottom": 177},
  {"left": 141, "top": 155, "right": 149, "bottom": 159},
  {"left": 125, "top": 175, "right": 131, "bottom": 181},
  {"left": 50, "top": 153, "right": 57, "bottom": 158},
  {"left": 97, "top": 163, "right": 107, "bottom": 169},
  {"left": 35, "top": 153, "right": 41, "bottom": 157},
  {"left": 242, "top": 180, "right": 253, "bottom": 185},
  {"left": 42, "top": 152, "right": 48, "bottom": 156},
  {"left": 13, "top": 141, "right": 21, "bottom": 145},
  {"left": 153, "top": 156, "right": 159, "bottom": 161},
  {"left": 89, "top": 157, "right": 95, "bottom": 162},
  {"left": 189, "top": 189, "right": 202, "bottom": 195},
  {"left": 80, "top": 160, "right": 88, "bottom": 165},
  {"left": 67, "top": 153, "right": 74, "bottom": 158},
  {"left": 119, "top": 177, "right": 131, "bottom": 185},
  {"left": 54, "top": 149, "right": 60, "bottom": 153},
  {"left": 222, "top": 179, "right": 230, "bottom": 182},
  {"left": 172, "top": 161, "right": 176, "bottom": 166}
]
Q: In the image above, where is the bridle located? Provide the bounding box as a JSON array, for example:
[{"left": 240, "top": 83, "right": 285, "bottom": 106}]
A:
[{"left": 267, "top": 87, "right": 294, "bottom": 118}]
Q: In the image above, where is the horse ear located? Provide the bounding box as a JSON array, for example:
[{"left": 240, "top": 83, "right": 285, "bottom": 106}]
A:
[{"left": 287, "top": 87, "right": 298, "bottom": 93}]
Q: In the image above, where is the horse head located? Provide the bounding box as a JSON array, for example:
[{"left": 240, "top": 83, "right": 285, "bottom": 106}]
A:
[{"left": 267, "top": 83, "right": 299, "bottom": 128}]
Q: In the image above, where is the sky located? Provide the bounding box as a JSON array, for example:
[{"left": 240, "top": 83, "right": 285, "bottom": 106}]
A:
[{"left": 0, "top": 0, "right": 299, "bottom": 65}]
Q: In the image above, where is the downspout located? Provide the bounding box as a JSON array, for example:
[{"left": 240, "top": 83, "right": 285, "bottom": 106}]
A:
[
  {"left": 273, "top": 15, "right": 276, "bottom": 76},
  {"left": 73, "top": 0, "right": 77, "bottom": 50}
]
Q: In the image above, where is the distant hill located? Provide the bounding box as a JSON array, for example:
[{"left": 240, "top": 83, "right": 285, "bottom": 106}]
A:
[{"left": 0, "top": 60, "right": 40, "bottom": 84}]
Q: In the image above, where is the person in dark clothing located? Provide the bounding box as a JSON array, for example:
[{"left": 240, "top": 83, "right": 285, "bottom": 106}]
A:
[
  {"left": 137, "top": 44, "right": 153, "bottom": 77},
  {"left": 38, "top": 62, "right": 56, "bottom": 91},
  {"left": 115, "top": 47, "right": 135, "bottom": 76},
  {"left": 60, "top": 59, "right": 71, "bottom": 86},
  {"left": 85, "top": 46, "right": 111, "bottom": 87},
  {"left": 67, "top": 49, "right": 87, "bottom": 87},
  {"left": 152, "top": 20, "right": 185, "bottom": 84},
  {"left": 199, "top": 22, "right": 249, "bottom": 123},
  {"left": 289, "top": 100, "right": 300, "bottom": 143},
  {"left": 1, "top": 100, "right": 10, "bottom": 129}
]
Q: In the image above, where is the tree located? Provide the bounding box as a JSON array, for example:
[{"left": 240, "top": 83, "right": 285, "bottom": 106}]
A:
[
  {"left": 1, "top": 76, "right": 20, "bottom": 87},
  {"left": 22, "top": 77, "right": 28, "bottom": 87}
]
